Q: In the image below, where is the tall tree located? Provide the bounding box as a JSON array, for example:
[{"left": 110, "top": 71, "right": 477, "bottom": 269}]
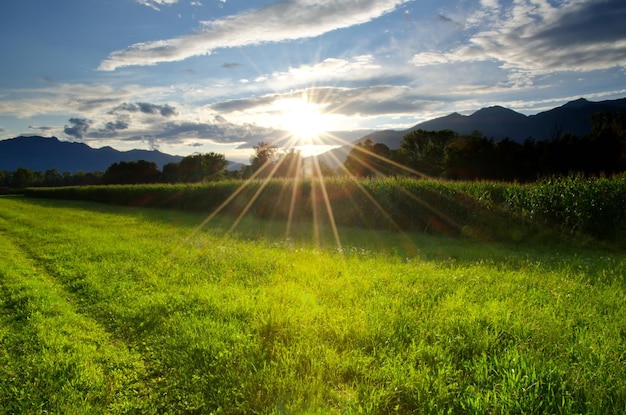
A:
[
  {"left": 178, "top": 152, "right": 228, "bottom": 182},
  {"left": 0, "top": 170, "right": 9, "bottom": 187},
  {"left": 443, "top": 133, "right": 494, "bottom": 180},
  {"left": 10, "top": 167, "right": 36, "bottom": 188},
  {"left": 588, "top": 110, "right": 626, "bottom": 174},
  {"left": 344, "top": 139, "right": 394, "bottom": 177},
  {"left": 250, "top": 142, "right": 278, "bottom": 178},
  {"left": 43, "top": 169, "right": 64, "bottom": 187},
  {"left": 102, "top": 160, "right": 159, "bottom": 184},
  {"left": 274, "top": 148, "right": 303, "bottom": 178},
  {"left": 400, "top": 129, "right": 458, "bottom": 176},
  {"left": 162, "top": 161, "right": 181, "bottom": 183},
  {"left": 163, "top": 152, "right": 228, "bottom": 183}
]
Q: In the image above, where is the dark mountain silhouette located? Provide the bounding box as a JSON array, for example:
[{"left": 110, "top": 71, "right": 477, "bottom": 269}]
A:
[
  {"left": 0, "top": 136, "right": 183, "bottom": 173},
  {"left": 524, "top": 97, "right": 626, "bottom": 140},
  {"left": 410, "top": 106, "right": 528, "bottom": 142},
  {"left": 315, "top": 97, "right": 626, "bottom": 167}
]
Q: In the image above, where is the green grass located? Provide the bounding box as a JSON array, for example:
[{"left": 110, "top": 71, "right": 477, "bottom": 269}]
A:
[{"left": 1, "top": 195, "right": 626, "bottom": 414}]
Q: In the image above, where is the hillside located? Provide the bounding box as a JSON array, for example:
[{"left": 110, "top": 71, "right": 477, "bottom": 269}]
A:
[
  {"left": 0, "top": 136, "right": 183, "bottom": 173},
  {"left": 315, "top": 97, "right": 626, "bottom": 168}
]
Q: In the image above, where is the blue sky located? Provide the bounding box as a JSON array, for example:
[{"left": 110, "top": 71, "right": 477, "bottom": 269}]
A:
[{"left": 1, "top": 0, "right": 625, "bottom": 162}]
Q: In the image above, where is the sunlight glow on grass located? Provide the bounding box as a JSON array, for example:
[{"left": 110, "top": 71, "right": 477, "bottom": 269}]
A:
[{"left": 3, "top": 196, "right": 626, "bottom": 413}]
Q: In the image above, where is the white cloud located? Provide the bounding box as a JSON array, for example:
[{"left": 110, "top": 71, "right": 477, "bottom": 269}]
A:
[
  {"left": 275, "top": 55, "right": 379, "bottom": 78},
  {"left": 411, "top": 52, "right": 456, "bottom": 67},
  {"left": 479, "top": 0, "right": 499, "bottom": 10},
  {"left": 136, "top": 0, "right": 179, "bottom": 11},
  {"left": 261, "top": 55, "right": 382, "bottom": 89},
  {"left": 412, "top": 0, "right": 626, "bottom": 76},
  {"left": 99, "top": 0, "right": 411, "bottom": 70}
]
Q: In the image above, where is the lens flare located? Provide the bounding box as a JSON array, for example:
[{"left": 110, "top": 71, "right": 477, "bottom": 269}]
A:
[
  {"left": 277, "top": 93, "right": 329, "bottom": 145},
  {"left": 185, "top": 88, "right": 479, "bottom": 255}
]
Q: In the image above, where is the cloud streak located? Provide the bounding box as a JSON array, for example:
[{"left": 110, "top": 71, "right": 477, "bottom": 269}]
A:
[
  {"left": 212, "top": 85, "right": 432, "bottom": 117},
  {"left": 136, "top": 0, "right": 178, "bottom": 12},
  {"left": 112, "top": 102, "right": 177, "bottom": 117},
  {"left": 99, "top": 0, "right": 410, "bottom": 70}
]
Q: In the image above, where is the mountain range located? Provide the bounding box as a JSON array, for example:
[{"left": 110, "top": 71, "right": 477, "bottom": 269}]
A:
[
  {"left": 0, "top": 136, "right": 184, "bottom": 173},
  {"left": 1, "top": 97, "right": 624, "bottom": 173},
  {"left": 317, "top": 97, "right": 626, "bottom": 167}
]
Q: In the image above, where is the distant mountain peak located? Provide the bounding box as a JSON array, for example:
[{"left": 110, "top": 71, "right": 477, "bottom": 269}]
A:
[
  {"left": 472, "top": 105, "right": 526, "bottom": 117},
  {"left": 439, "top": 112, "right": 464, "bottom": 120},
  {"left": 562, "top": 97, "right": 590, "bottom": 108}
]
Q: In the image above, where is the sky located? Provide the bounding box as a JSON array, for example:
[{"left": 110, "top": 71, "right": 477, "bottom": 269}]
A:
[{"left": 1, "top": 0, "right": 625, "bottom": 163}]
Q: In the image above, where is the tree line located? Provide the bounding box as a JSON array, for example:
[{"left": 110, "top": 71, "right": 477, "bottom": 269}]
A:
[
  {"left": 0, "top": 146, "right": 305, "bottom": 190},
  {"left": 343, "top": 110, "right": 626, "bottom": 181},
  {"left": 0, "top": 152, "right": 230, "bottom": 189}
]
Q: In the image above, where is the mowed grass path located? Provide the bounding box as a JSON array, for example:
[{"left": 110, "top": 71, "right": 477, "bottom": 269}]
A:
[{"left": 1, "top": 195, "right": 626, "bottom": 414}]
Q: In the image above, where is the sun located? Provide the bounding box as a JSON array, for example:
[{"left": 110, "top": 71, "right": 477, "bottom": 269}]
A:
[{"left": 276, "top": 95, "right": 329, "bottom": 145}]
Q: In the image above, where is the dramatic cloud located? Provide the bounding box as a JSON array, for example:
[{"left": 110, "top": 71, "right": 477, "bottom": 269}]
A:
[
  {"left": 105, "top": 120, "right": 129, "bottom": 132},
  {"left": 64, "top": 118, "right": 92, "bottom": 140},
  {"left": 99, "top": 0, "right": 410, "bottom": 70},
  {"left": 112, "top": 102, "right": 177, "bottom": 117},
  {"left": 88, "top": 120, "right": 131, "bottom": 138},
  {"left": 117, "top": 117, "right": 284, "bottom": 149},
  {"left": 412, "top": 0, "right": 626, "bottom": 75}
]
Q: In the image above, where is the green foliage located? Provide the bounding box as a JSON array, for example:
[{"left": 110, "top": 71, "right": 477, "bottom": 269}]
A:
[
  {"left": 9, "top": 167, "right": 38, "bottom": 188},
  {"left": 344, "top": 140, "right": 397, "bottom": 177},
  {"left": 503, "top": 175, "right": 626, "bottom": 242},
  {"left": 1, "top": 196, "right": 626, "bottom": 413},
  {"left": 401, "top": 129, "right": 459, "bottom": 177},
  {"left": 395, "top": 113, "right": 626, "bottom": 181},
  {"left": 103, "top": 160, "right": 160, "bottom": 184},
  {"left": 250, "top": 142, "right": 280, "bottom": 178},
  {"left": 24, "top": 174, "right": 626, "bottom": 246},
  {"left": 248, "top": 144, "right": 304, "bottom": 179},
  {"left": 163, "top": 152, "right": 229, "bottom": 183}
]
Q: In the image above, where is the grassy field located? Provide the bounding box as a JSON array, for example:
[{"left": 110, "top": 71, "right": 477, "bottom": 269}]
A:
[{"left": 1, "top": 195, "right": 626, "bottom": 414}]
